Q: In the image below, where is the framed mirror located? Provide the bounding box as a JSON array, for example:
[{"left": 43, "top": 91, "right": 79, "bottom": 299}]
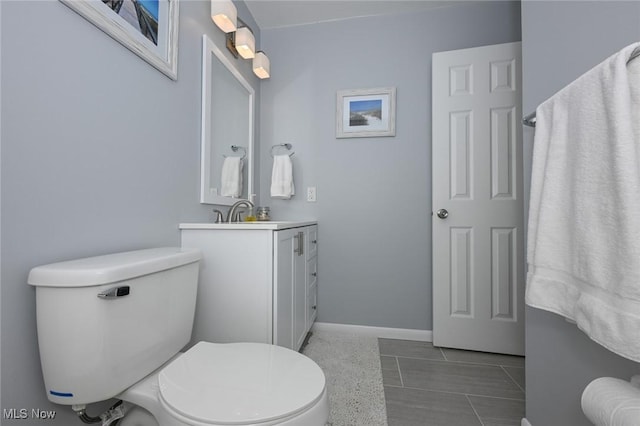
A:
[{"left": 200, "top": 34, "right": 254, "bottom": 205}]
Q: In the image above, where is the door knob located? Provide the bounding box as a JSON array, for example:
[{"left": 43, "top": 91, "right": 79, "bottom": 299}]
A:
[{"left": 436, "top": 209, "right": 449, "bottom": 219}]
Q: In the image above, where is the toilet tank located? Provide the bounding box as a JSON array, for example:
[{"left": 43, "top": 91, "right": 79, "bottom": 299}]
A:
[{"left": 27, "top": 247, "right": 201, "bottom": 405}]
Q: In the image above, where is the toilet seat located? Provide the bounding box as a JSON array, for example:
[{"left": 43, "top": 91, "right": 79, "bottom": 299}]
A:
[{"left": 158, "top": 342, "right": 326, "bottom": 425}]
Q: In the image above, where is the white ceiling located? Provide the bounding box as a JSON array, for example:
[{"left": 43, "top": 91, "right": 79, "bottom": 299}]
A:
[{"left": 244, "top": 0, "right": 474, "bottom": 30}]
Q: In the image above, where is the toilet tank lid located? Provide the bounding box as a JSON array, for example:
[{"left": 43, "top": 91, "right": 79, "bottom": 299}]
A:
[{"left": 28, "top": 247, "right": 201, "bottom": 288}]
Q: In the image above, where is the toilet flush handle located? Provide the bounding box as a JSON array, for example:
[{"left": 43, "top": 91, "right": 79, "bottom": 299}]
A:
[{"left": 97, "top": 286, "right": 130, "bottom": 299}]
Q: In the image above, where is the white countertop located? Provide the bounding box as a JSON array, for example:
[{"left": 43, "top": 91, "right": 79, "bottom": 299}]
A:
[{"left": 179, "top": 220, "right": 317, "bottom": 231}]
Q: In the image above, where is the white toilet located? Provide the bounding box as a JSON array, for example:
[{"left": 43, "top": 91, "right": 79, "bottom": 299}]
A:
[{"left": 28, "top": 247, "right": 329, "bottom": 426}]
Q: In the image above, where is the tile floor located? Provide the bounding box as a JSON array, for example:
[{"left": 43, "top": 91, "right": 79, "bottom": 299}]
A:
[{"left": 378, "top": 338, "right": 525, "bottom": 426}]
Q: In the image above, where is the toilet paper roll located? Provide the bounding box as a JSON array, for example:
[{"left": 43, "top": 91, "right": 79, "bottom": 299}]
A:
[
  {"left": 612, "top": 403, "right": 640, "bottom": 426},
  {"left": 582, "top": 377, "right": 640, "bottom": 426}
]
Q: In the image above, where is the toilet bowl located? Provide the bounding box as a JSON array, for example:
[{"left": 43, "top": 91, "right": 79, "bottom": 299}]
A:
[
  {"left": 118, "top": 342, "right": 328, "bottom": 426},
  {"left": 27, "top": 248, "right": 329, "bottom": 426}
]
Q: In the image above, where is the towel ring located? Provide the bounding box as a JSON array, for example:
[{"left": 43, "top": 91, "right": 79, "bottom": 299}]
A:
[
  {"left": 270, "top": 143, "right": 294, "bottom": 157},
  {"left": 224, "top": 145, "right": 246, "bottom": 160}
]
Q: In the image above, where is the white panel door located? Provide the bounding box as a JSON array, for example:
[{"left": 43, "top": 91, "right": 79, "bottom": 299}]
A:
[{"left": 432, "top": 42, "right": 524, "bottom": 355}]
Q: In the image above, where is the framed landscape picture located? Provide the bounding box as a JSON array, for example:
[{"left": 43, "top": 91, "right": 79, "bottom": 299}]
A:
[
  {"left": 336, "top": 87, "right": 396, "bottom": 138},
  {"left": 60, "top": 0, "right": 179, "bottom": 80}
]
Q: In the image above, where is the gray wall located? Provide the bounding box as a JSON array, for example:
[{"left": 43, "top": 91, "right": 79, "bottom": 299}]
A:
[
  {"left": 521, "top": 1, "right": 640, "bottom": 425},
  {"left": 0, "top": 0, "right": 260, "bottom": 422},
  {"left": 258, "top": 1, "right": 522, "bottom": 330}
]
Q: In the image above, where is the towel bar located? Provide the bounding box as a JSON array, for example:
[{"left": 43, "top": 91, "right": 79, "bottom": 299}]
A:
[
  {"left": 522, "top": 45, "right": 640, "bottom": 128},
  {"left": 522, "top": 111, "right": 537, "bottom": 128}
]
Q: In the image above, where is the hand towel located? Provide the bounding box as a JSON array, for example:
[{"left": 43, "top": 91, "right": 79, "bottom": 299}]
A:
[
  {"left": 220, "top": 156, "right": 243, "bottom": 198},
  {"left": 270, "top": 154, "right": 295, "bottom": 199},
  {"left": 526, "top": 42, "right": 640, "bottom": 362}
]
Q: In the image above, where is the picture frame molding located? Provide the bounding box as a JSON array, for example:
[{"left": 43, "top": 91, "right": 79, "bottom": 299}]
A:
[
  {"left": 60, "top": 0, "right": 179, "bottom": 80},
  {"left": 336, "top": 87, "right": 396, "bottom": 138}
]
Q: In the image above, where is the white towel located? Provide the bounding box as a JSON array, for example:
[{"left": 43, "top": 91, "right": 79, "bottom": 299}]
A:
[
  {"left": 526, "top": 42, "right": 640, "bottom": 362},
  {"left": 220, "top": 156, "right": 243, "bottom": 197},
  {"left": 270, "top": 154, "right": 295, "bottom": 199}
]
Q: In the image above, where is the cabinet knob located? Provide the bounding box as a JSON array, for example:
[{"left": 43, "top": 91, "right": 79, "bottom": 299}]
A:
[
  {"left": 311, "top": 272, "right": 317, "bottom": 277},
  {"left": 312, "top": 239, "right": 318, "bottom": 244},
  {"left": 312, "top": 305, "right": 317, "bottom": 310}
]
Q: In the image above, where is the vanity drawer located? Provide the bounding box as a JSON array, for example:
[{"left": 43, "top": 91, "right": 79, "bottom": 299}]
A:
[
  {"left": 307, "top": 282, "right": 318, "bottom": 326},
  {"left": 306, "top": 226, "right": 318, "bottom": 260},
  {"left": 307, "top": 256, "right": 317, "bottom": 289}
]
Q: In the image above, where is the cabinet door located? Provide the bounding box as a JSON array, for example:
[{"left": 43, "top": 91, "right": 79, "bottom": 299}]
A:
[
  {"left": 274, "top": 228, "right": 307, "bottom": 350},
  {"left": 274, "top": 229, "right": 296, "bottom": 349}
]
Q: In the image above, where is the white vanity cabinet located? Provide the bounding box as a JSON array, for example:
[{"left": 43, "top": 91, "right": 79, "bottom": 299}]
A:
[{"left": 179, "top": 221, "right": 318, "bottom": 352}]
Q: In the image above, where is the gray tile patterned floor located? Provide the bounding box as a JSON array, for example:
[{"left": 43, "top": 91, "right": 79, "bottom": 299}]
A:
[{"left": 379, "top": 338, "right": 525, "bottom": 426}]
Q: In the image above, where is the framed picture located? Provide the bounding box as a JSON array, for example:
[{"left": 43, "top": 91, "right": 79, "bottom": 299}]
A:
[
  {"left": 60, "top": 0, "right": 179, "bottom": 80},
  {"left": 336, "top": 87, "right": 396, "bottom": 138}
]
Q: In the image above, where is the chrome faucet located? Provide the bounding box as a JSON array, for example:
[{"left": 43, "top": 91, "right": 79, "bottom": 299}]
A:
[{"left": 227, "top": 200, "right": 254, "bottom": 223}]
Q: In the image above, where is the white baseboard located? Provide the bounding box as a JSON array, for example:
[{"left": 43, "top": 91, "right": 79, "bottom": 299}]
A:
[
  {"left": 521, "top": 418, "right": 532, "bottom": 426},
  {"left": 312, "top": 322, "right": 432, "bottom": 342}
]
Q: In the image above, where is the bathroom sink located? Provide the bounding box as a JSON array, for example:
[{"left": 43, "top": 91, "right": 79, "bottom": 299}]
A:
[{"left": 179, "top": 221, "right": 317, "bottom": 231}]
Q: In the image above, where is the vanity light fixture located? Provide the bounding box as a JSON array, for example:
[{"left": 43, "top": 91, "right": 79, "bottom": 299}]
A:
[
  {"left": 253, "top": 51, "right": 270, "bottom": 79},
  {"left": 210, "top": 0, "right": 237, "bottom": 33},
  {"left": 210, "top": 5, "right": 270, "bottom": 78},
  {"left": 234, "top": 26, "right": 255, "bottom": 59}
]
